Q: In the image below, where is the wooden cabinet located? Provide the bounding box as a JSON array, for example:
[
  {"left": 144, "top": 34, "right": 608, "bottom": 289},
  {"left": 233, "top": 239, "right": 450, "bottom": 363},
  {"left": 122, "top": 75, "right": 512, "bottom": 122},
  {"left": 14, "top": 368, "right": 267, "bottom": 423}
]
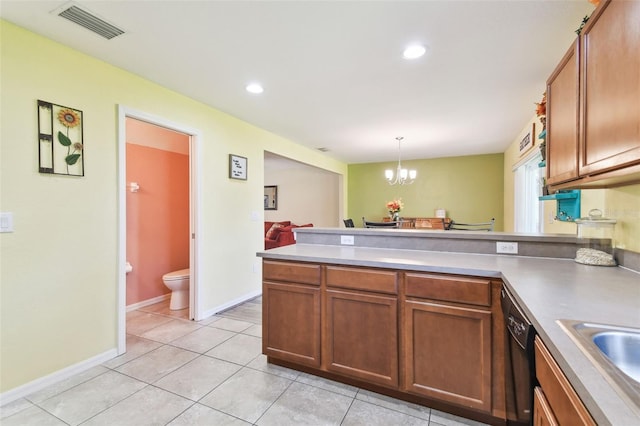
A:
[
  {"left": 580, "top": 0, "right": 640, "bottom": 177},
  {"left": 534, "top": 336, "right": 595, "bottom": 426},
  {"left": 262, "top": 260, "right": 321, "bottom": 367},
  {"left": 546, "top": 38, "right": 580, "bottom": 186},
  {"left": 546, "top": 0, "right": 640, "bottom": 189},
  {"left": 262, "top": 260, "right": 507, "bottom": 423},
  {"left": 533, "top": 387, "right": 558, "bottom": 426},
  {"left": 324, "top": 266, "right": 398, "bottom": 388},
  {"left": 402, "top": 273, "right": 494, "bottom": 413}
]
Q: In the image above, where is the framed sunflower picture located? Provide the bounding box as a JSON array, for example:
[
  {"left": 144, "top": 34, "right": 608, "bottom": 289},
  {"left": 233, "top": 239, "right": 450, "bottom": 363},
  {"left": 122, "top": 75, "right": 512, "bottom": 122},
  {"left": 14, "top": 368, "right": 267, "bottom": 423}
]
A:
[{"left": 37, "top": 100, "right": 84, "bottom": 176}]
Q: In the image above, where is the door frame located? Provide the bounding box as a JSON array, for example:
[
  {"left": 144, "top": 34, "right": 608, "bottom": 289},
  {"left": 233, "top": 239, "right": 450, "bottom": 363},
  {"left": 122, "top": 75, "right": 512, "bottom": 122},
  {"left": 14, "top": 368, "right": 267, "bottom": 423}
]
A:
[{"left": 117, "top": 105, "right": 203, "bottom": 354}]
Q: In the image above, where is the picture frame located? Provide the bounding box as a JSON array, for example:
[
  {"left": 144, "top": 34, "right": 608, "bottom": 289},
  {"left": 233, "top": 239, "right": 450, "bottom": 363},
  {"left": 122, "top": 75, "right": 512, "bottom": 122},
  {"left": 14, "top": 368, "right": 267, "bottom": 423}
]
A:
[
  {"left": 37, "top": 100, "right": 84, "bottom": 176},
  {"left": 264, "top": 185, "right": 277, "bottom": 210},
  {"left": 229, "top": 154, "right": 247, "bottom": 180},
  {"left": 519, "top": 123, "right": 535, "bottom": 156}
]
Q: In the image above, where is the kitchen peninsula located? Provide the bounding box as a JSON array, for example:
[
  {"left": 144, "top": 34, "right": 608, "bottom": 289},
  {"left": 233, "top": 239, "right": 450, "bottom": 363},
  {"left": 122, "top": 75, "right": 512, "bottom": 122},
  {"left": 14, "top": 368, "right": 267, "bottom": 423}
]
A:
[{"left": 257, "top": 227, "right": 640, "bottom": 425}]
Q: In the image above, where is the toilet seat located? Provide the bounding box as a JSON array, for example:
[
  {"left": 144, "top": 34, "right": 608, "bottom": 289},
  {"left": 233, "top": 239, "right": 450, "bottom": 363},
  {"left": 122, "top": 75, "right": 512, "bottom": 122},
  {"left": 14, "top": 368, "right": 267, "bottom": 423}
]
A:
[{"left": 163, "top": 268, "right": 190, "bottom": 281}]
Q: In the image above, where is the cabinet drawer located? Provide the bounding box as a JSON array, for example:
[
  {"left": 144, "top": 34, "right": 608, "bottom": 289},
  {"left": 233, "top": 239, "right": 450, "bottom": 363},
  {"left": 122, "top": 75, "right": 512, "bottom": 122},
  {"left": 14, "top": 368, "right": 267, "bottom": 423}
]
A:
[
  {"left": 405, "top": 273, "right": 491, "bottom": 307},
  {"left": 326, "top": 266, "right": 397, "bottom": 294},
  {"left": 534, "top": 337, "right": 595, "bottom": 426},
  {"left": 263, "top": 260, "right": 320, "bottom": 285}
]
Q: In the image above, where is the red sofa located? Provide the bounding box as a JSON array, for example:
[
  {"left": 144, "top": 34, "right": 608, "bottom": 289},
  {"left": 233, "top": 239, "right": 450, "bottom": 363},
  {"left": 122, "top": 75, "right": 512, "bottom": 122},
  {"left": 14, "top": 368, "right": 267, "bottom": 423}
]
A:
[{"left": 264, "top": 221, "right": 313, "bottom": 249}]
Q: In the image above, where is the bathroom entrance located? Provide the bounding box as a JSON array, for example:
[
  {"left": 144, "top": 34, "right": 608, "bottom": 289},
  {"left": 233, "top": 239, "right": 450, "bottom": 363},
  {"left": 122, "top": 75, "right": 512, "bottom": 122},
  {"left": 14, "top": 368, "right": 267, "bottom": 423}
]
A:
[{"left": 117, "top": 106, "right": 202, "bottom": 355}]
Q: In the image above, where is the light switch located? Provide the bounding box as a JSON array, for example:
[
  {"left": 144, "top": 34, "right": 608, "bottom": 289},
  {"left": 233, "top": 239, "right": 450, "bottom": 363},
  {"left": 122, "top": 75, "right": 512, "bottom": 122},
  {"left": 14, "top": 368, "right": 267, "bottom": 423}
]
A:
[{"left": 0, "top": 212, "right": 14, "bottom": 233}]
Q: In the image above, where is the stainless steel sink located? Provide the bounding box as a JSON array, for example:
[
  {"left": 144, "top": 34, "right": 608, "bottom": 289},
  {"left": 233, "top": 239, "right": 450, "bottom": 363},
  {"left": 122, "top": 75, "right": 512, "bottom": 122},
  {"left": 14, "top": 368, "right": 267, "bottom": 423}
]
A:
[{"left": 557, "top": 320, "right": 640, "bottom": 413}]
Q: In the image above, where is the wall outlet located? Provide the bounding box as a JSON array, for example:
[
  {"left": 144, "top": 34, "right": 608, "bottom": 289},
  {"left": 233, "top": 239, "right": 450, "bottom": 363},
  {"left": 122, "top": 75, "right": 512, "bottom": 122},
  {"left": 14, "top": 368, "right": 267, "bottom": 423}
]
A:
[
  {"left": 496, "top": 241, "right": 518, "bottom": 254},
  {"left": 0, "top": 212, "right": 13, "bottom": 233},
  {"left": 340, "top": 235, "right": 354, "bottom": 245}
]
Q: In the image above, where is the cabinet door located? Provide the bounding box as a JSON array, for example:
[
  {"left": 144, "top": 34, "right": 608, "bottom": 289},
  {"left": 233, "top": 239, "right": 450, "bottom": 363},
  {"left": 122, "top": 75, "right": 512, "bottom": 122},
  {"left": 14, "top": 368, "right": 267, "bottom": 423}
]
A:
[
  {"left": 403, "top": 300, "right": 492, "bottom": 412},
  {"left": 324, "top": 289, "right": 398, "bottom": 388},
  {"left": 547, "top": 38, "right": 580, "bottom": 186},
  {"left": 534, "top": 337, "right": 596, "bottom": 425},
  {"left": 580, "top": 0, "right": 640, "bottom": 176},
  {"left": 263, "top": 282, "right": 321, "bottom": 367},
  {"left": 533, "top": 387, "right": 559, "bottom": 426}
]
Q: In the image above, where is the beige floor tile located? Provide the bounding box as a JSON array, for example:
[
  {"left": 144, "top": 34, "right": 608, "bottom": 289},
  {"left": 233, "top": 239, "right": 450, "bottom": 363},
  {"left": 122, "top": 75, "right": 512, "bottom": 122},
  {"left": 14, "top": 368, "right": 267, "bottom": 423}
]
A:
[
  {"left": 199, "top": 368, "right": 291, "bottom": 423},
  {"left": 81, "top": 385, "right": 193, "bottom": 426},
  {"left": 430, "top": 408, "right": 489, "bottom": 426},
  {"left": 170, "top": 326, "right": 236, "bottom": 353},
  {"left": 102, "top": 334, "right": 162, "bottom": 369},
  {"left": 0, "top": 398, "right": 35, "bottom": 420},
  {"left": 242, "top": 324, "right": 262, "bottom": 337},
  {"left": 25, "top": 366, "right": 110, "bottom": 404},
  {"left": 210, "top": 317, "right": 254, "bottom": 332},
  {"left": 205, "top": 333, "right": 262, "bottom": 365},
  {"left": 126, "top": 312, "right": 174, "bottom": 336},
  {"left": 355, "top": 388, "right": 431, "bottom": 421},
  {"left": 257, "top": 381, "right": 352, "bottom": 426},
  {"left": 37, "top": 370, "right": 146, "bottom": 425},
  {"left": 0, "top": 405, "right": 67, "bottom": 426},
  {"left": 246, "top": 354, "right": 301, "bottom": 380},
  {"left": 139, "top": 318, "right": 202, "bottom": 343},
  {"left": 197, "top": 315, "right": 222, "bottom": 326},
  {"left": 296, "top": 372, "right": 359, "bottom": 398},
  {"left": 154, "top": 355, "right": 241, "bottom": 401},
  {"left": 342, "top": 399, "right": 429, "bottom": 426},
  {"left": 168, "top": 403, "right": 251, "bottom": 426},
  {"left": 115, "top": 345, "right": 198, "bottom": 383}
]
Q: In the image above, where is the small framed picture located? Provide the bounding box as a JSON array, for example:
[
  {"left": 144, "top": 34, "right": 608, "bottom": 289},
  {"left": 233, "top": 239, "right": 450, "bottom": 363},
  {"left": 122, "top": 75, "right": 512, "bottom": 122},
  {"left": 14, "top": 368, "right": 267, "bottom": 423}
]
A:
[
  {"left": 264, "top": 185, "right": 278, "bottom": 210},
  {"left": 229, "top": 154, "right": 247, "bottom": 180},
  {"left": 519, "top": 123, "right": 535, "bottom": 156}
]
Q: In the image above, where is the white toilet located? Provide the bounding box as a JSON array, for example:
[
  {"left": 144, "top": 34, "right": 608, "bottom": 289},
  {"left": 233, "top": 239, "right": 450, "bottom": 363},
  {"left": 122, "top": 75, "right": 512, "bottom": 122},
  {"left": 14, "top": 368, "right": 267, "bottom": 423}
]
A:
[{"left": 162, "top": 268, "right": 190, "bottom": 310}]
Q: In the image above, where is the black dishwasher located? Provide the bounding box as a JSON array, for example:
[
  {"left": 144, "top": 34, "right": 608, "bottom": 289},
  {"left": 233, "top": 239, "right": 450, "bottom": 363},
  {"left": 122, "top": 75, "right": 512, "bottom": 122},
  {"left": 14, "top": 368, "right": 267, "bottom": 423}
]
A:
[{"left": 501, "top": 284, "right": 537, "bottom": 425}]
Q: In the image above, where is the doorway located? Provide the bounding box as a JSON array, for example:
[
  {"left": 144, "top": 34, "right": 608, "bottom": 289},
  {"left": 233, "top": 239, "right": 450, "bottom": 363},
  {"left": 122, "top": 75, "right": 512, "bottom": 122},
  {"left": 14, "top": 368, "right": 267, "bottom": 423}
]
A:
[{"left": 117, "top": 106, "right": 202, "bottom": 355}]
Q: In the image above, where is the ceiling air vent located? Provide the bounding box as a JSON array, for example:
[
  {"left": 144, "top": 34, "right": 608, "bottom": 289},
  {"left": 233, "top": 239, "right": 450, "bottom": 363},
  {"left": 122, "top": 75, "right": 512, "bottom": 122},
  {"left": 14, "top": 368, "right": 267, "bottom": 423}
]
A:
[{"left": 56, "top": 4, "right": 124, "bottom": 40}]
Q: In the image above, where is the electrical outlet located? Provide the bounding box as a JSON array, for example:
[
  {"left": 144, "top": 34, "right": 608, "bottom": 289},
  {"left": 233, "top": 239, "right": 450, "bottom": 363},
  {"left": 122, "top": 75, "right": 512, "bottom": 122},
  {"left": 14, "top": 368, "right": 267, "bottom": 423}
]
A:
[
  {"left": 340, "top": 235, "right": 354, "bottom": 245},
  {"left": 0, "top": 212, "right": 13, "bottom": 233},
  {"left": 496, "top": 241, "right": 518, "bottom": 254}
]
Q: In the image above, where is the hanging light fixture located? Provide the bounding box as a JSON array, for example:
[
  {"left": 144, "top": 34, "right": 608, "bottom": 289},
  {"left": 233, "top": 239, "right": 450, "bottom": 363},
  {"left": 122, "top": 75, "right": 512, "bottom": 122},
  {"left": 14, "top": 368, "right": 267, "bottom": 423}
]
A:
[{"left": 385, "top": 137, "right": 416, "bottom": 185}]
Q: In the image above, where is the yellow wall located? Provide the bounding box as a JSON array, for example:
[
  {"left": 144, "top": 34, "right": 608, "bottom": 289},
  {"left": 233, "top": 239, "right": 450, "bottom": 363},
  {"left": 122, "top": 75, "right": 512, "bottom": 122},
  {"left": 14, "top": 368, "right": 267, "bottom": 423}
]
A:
[
  {"left": 348, "top": 154, "right": 504, "bottom": 229},
  {"left": 0, "top": 21, "right": 347, "bottom": 393},
  {"left": 503, "top": 115, "right": 640, "bottom": 252}
]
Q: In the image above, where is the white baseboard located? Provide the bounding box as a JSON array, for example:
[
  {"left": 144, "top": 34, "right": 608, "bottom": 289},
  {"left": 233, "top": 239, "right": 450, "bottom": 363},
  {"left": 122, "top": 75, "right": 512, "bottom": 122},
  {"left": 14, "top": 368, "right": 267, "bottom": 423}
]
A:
[
  {"left": 0, "top": 348, "right": 118, "bottom": 406},
  {"left": 199, "top": 289, "right": 262, "bottom": 321},
  {"left": 126, "top": 293, "right": 170, "bottom": 312}
]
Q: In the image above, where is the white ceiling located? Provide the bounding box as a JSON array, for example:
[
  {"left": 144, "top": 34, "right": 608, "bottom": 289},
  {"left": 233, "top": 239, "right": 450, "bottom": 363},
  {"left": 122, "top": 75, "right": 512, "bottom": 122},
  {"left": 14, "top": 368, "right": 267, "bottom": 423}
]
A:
[{"left": 1, "top": 0, "right": 594, "bottom": 164}]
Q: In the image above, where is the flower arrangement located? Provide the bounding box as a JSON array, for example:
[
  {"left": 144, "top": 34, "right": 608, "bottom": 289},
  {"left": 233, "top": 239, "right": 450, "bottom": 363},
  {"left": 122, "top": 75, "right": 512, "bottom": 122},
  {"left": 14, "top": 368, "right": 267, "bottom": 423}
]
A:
[
  {"left": 386, "top": 199, "right": 404, "bottom": 214},
  {"left": 534, "top": 92, "right": 546, "bottom": 118},
  {"left": 57, "top": 108, "right": 83, "bottom": 173}
]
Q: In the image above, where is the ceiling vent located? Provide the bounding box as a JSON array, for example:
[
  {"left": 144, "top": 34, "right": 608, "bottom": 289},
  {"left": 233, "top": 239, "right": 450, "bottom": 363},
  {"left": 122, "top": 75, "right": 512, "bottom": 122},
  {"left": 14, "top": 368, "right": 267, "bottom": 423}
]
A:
[{"left": 54, "top": 3, "right": 124, "bottom": 40}]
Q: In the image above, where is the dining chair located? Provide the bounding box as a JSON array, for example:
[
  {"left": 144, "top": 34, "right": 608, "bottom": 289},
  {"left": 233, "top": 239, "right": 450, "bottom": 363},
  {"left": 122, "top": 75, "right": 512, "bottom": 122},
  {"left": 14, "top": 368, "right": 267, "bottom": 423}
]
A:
[{"left": 448, "top": 218, "right": 495, "bottom": 231}]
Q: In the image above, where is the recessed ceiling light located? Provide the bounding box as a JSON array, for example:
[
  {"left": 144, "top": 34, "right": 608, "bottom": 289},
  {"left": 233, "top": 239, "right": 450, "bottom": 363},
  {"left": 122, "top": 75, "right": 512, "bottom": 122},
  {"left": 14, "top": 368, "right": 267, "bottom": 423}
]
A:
[
  {"left": 246, "top": 83, "right": 264, "bottom": 94},
  {"left": 403, "top": 44, "right": 426, "bottom": 60}
]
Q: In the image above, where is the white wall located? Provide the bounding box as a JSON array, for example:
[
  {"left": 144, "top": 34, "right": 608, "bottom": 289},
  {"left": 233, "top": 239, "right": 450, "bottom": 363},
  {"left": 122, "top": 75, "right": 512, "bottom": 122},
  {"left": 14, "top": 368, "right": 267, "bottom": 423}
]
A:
[{"left": 265, "top": 162, "right": 340, "bottom": 227}]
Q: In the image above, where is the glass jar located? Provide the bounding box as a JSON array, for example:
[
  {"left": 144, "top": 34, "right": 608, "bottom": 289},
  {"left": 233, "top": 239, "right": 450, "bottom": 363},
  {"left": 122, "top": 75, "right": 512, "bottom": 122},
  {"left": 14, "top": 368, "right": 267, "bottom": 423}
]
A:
[{"left": 575, "top": 209, "right": 617, "bottom": 247}]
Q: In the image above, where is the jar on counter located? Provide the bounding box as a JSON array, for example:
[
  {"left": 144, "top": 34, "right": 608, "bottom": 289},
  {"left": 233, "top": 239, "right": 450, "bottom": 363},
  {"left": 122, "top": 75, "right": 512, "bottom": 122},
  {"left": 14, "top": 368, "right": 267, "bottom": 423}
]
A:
[{"left": 575, "top": 209, "right": 617, "bottom": 246}]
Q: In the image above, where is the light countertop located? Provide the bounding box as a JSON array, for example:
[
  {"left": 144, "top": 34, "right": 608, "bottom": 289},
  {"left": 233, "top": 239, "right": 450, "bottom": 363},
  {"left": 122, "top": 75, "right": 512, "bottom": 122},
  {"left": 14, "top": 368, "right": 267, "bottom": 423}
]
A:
[{"left": 257, "top": 243, "right": 640, "bottom": 425}]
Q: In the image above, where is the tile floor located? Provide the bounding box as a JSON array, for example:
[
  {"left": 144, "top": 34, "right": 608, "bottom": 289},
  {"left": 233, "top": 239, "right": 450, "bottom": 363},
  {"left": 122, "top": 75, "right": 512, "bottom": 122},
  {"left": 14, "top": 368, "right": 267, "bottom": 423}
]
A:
[{"left": 1, "top": 297, "right": 488, "bottom": 426}]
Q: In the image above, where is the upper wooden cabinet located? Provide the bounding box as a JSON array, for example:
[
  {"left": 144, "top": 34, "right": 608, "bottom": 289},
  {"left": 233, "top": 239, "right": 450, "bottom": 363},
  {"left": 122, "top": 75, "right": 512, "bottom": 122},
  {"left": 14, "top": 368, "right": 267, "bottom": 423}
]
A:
[
  {"left": 546, "top": 0, "right": 640, "bottom": 189},
  {"left": 546, "top": 38, "right": 580, "bottom": 186},
  {"left": 580, "top": 0, "right": 640, "bottom": 176}
]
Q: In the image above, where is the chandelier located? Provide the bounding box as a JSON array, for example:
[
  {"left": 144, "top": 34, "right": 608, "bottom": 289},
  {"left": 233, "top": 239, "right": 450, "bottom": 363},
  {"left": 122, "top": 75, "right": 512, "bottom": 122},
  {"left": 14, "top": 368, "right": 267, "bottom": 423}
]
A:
[{"left": 385, "top": 137, "right": 416, "bottom": 185}]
